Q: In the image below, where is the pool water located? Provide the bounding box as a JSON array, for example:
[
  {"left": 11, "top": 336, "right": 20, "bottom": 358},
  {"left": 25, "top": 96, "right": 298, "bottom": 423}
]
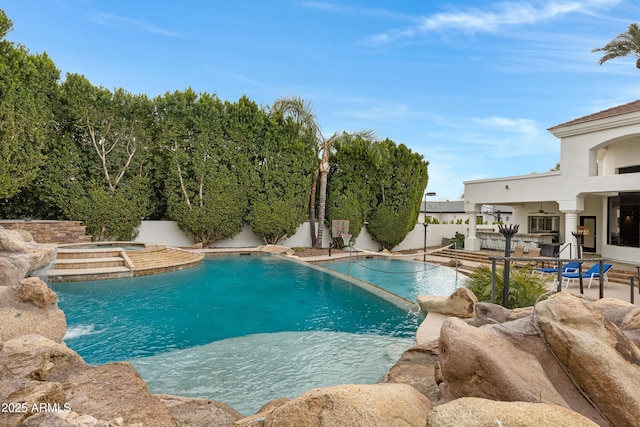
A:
[
  {"left": 320, "top": 257, "right": 466, "bottom": 300},
  {"left": 51, "top": 256, "right": 419, "bottom": 415}
]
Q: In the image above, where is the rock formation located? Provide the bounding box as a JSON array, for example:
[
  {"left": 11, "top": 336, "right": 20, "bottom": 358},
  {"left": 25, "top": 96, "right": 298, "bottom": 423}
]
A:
[
  {"left": 426, "top": 397, "right": 598, "bottom": 426},
  {"left": 417, "top": 287, "right": 477, "bottom": 318},
  {"left": 0, "top": 226, "right": 56, "bottom": 288},
  {"left": 234, "top": 384, "right": 433, "bottom": 427},
  {"left": 429, "top": 292, "right": 640, "bottom": 426},
  {"left": 0, "top": 277, "right": 66, "bottom": 342}
]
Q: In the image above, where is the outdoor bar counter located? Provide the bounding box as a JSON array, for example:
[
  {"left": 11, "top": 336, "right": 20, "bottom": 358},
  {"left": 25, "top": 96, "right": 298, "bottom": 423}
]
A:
[{"left": 476, "top": 231, "right": 557, "bottom": 252}]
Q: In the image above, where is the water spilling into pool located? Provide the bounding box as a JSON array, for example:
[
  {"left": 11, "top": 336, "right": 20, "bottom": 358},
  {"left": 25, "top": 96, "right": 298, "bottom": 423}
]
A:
[{"left": 51, "top": 256, "right": 420, "bottom": 415}]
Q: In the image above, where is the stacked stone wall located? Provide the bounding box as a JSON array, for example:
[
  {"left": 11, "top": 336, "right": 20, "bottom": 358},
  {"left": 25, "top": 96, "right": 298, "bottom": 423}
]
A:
[{"left": 0, "top": 220, "right": 92, "bottom": 244}]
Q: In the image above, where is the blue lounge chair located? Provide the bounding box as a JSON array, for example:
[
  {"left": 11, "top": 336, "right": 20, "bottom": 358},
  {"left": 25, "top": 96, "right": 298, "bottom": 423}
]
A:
[
  {"left": 561, "top": 263, "right": 613, "bottom": 289},
  {"left": 535, "top": 261, "right": 579, "bottom": 277}
]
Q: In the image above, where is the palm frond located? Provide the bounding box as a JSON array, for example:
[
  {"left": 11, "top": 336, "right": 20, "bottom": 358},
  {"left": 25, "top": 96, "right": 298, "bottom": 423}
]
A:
[{"left": 593, "top": 23, "right": 640, "bottom": 66}]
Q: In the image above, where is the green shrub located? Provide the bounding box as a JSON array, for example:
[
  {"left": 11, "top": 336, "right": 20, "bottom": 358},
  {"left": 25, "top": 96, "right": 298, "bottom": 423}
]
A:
[
  {"left": 449, "top": 232, "right": 465, "bottom": 249},
  {"left": 465, "top": 264, "right": 549, "bottom": 308}
]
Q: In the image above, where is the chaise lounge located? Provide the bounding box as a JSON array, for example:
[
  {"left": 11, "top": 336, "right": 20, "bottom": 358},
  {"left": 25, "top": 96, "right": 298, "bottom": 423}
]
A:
[{"left": 561, "top": 263, "right": 613, "bottom": 289}]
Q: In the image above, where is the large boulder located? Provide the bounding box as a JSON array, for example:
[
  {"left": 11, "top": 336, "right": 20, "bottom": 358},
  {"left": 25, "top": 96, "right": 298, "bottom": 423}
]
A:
[
  {"left": 0, "top": 227, "right": 27, "bottom": 252},
  {"left": 0, "top": 335, "right": 178, "bottom": 427},
  {"left": 417, "top": 287, "right": 477, "bottom": 318},
  {"left": 19, "top": 411, "right": 122, "bottom": 427},
  {"left": 13, "top": 276, "right": 58, "bottom": 308},
  {"left": 589, "top": 297, "right": 640, "bottom": 348},
  {"left": 437, "top": 301, "right": 609, "bottom": 425},
  {"left": 438, "top": 316, "right": 568, "bottom": 406},
  {"left": 536, "top": 292, "right": 640, "bottom": 427},
  {"left": 0, "top": 254, "right": 31, "bottom": 289},
  {"left": 155, "top": 394, "right": 244, "bottom": 427},
  {"left": 0, "top": 278, "right": 66, "bottom": 342},
  {"left": 235, "top": 383, "right": 432, "bottom": 427},
  {"left": 426, "top": 397, "right": 598, "bottom": 427},
  {"left": 382, "top": 341, "right": 441, "bottom": 402},
  {"left": 467, "top": 302, "right": 532, "bottom": 326},
  {"left": 0, "top": 227, "right": 56, "bottom": 287}
]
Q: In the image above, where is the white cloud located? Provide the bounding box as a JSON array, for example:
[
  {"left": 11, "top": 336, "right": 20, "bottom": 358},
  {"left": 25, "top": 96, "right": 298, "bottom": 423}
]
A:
[
  {"left": 366, "top": 0, "right": 622, "bottom": 44},
  {"left": 88, "top": 13, "right": 179, "bottom": 37}
]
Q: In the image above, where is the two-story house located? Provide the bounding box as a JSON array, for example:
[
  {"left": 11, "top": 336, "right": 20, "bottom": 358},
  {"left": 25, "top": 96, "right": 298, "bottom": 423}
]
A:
[{"left": 463, "top": 99, "right": 640, "bottom": 264}]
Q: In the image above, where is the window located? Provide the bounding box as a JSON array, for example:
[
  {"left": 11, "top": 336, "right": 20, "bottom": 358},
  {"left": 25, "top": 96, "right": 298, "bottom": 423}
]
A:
[
  {"left": 609, "top": 193, "right": 640, "bottom": 247},
  {"left": 528, "top": 216, "right": 560, "bottom": 234},
  {"left": 618, "top": 165, "right": 640, "bottom": 174}
]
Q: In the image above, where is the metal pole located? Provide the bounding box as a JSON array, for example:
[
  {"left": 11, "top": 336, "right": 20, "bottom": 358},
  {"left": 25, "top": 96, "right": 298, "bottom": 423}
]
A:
[
  {"left": 498, "top": 224, "right": 519, "bottom": 308},
  {"left": 635, "top": 267, "right": 640, "bottom": 305},
  {"left": 491, "top": 258, "right": 497, "bottom": 304},
  {"left": 423, "top": 223, "right": 428, "bottom": 262},
  {"left": 572, "top": 231, "right": 585, "bottom": 294},
  {"left": 556, "top": 260, "right": 563, "bottom": 292},
  {"left": 599, "top": 259, "right": 604, "bottom": 300}
]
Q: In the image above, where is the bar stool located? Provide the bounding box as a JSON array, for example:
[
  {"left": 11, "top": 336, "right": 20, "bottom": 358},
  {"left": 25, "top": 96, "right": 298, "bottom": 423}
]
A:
[{"left": 489, "top": 234, "right": 500, "bottom": 251}]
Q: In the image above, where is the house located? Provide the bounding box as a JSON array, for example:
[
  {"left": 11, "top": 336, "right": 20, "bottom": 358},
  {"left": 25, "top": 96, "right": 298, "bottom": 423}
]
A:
[{"left": 463, "top": 99, "right": 640, "bottom": 264}]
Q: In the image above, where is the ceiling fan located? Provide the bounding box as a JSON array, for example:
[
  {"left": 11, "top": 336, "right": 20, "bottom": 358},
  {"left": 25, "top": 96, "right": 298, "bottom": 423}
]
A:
[{"left": 529, "top": 202, "right": 555, "bottom": 215}]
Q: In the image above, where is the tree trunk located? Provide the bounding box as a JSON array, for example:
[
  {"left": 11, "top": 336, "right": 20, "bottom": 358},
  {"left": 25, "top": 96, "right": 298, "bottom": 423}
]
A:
[
  {"left": 315, "top": 169, "right": 328, "bottom": 248},
  {"left": 309, "top": 167, "right": 319, "bottom": 247},
  {"left": 315, "top": 144, "right": 331, "bottom": 249}
]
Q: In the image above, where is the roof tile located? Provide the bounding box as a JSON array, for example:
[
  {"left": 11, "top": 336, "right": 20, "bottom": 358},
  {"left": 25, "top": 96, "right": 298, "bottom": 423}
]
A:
[{"left": 549, "top": 99, "right": 640, "bottom": 130}]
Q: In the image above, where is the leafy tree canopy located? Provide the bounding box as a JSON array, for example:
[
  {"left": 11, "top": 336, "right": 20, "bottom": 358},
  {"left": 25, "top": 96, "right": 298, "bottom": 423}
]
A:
[{"left": 0, "top": 10, "right": 59, "bottom": 199}]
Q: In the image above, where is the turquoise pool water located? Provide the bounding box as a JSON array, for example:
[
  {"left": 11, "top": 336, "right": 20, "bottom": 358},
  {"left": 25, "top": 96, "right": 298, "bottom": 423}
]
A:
[
  {"left": 320, "top": 257, "right": 466, "bottom": 300},
  {"left": 51, "top": 256, "right": 419, "bottom": 415}
]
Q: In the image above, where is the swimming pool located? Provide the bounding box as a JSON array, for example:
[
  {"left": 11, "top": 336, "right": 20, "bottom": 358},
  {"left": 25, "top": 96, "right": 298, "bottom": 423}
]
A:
[
  {"left": 320, "top": 257, "right": 466, "bottom": 300},
  {"left": 51, "top": 256, "right": 419, "bottom": 415}
]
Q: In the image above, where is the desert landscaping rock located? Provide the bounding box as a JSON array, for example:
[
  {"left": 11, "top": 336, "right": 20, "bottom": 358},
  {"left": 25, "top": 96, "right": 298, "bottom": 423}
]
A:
[
  {"left": 155, "top": 394, "right": 244, "bottom": 427},
  {"left": 237, "top": 383, "right": 433, "bottom": 427},
  {"left": 426, "top": 397, "right": 598, "bottom": 427},
  {"left": 536, "top": 292, "right": 640, "bottom": 427},
  {"left": 417, "top": 287, "right": 477, "bottom": 318},
  {"left": 0, "top": 284, "right": 66, "bottom": 342},
  {"left": 383, "top": 341, "right": 441, "bottom": 402}
]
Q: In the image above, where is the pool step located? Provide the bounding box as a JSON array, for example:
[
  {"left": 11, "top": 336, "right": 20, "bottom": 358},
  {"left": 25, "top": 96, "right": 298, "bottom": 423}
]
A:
[
  {"left": 54, "top": 256, "right": 126, "bottom": 270},
  {"left": 43, "top": 266, "right": 133, "bottom": 282},
  {"left": 41, "top": 245, "right": 204, "bottom": 282},
  {"left": 56, "top": 248, "right": 124, "bottom": 259},
  {"left": 126, "top": 248, "right": 204, "bottom": 276}
]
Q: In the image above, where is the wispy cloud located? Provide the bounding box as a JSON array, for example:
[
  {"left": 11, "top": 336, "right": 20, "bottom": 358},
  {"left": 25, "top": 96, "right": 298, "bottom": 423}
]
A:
[
  {"left": 366, "top": 0, "right": 621, "bottom": 44},
  {"left": 297, "top": 1, "right": 416, "bottom": 21},
  {"left": 88, "top": 12, "right": 179, "bottom": 37}
]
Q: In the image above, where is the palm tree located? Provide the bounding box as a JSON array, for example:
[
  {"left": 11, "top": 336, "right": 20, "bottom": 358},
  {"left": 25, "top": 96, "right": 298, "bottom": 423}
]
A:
[
  {"left": 271, "top": 97, "right": 374, "bottom": 248},
  {"left": 592, "top": 23, "right": 640, "bottom": 69}
]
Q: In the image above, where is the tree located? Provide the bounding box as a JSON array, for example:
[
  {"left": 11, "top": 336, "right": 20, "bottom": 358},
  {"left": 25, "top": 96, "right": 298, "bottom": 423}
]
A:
[
  {"left": 367, "top": 140, "right": 429, "bottom": 250},
  {"left": 158, "top": 90, "right": 249, "bottom": 246},
  {"left": 326, "top": 136, "right": 386, "bottom": 244},
  {"left": 593, "top": 23, "right": 640, "bottom": 69},
  {"left": 51, "top": 74, "right": 153, "bottom": 240},
  {"left": 0, "top": 10, "right": 59, "bottom": 199},
  {"left": 270, "top": 97, "right": 322, "bottom": 245},
  {"left": 247, "top": 110, "right": 316, "bottom": 244},
  {"left": 270, "top": 97, "right": 373, "bottom": 248}
]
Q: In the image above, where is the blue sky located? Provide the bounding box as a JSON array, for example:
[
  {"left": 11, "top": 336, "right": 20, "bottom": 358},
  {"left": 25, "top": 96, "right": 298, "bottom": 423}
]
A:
[{"left": 3, "top": 1, "right": 640, "bottom": 200}]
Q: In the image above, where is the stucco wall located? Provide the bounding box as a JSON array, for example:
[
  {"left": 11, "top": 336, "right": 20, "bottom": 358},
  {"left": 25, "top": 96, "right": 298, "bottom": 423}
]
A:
[
  {"left": 134, "top": 220, "right": 460, "bottom": 251},
  {"left": 600, "top": 136, "right": 640, "bottom": 175}
]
